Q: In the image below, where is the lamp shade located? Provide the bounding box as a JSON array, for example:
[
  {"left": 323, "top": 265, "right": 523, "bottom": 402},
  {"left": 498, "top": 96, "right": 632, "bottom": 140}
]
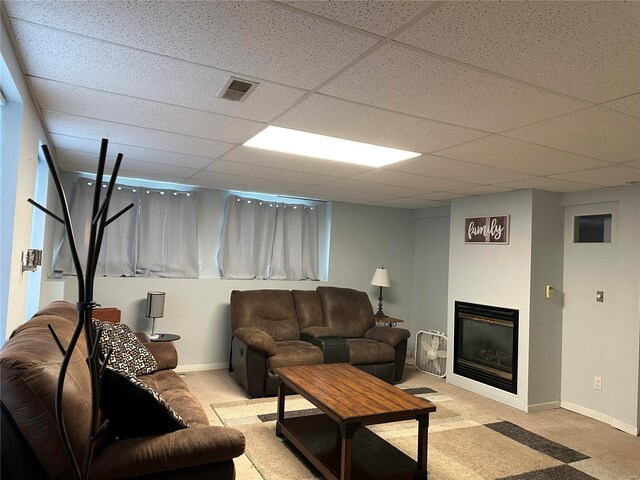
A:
[
  {"left": 145, "top": 292, "right": 165, "bottom": 318},
  {"left": 370, "top": 268, "right": 391, "bottom": 287}
]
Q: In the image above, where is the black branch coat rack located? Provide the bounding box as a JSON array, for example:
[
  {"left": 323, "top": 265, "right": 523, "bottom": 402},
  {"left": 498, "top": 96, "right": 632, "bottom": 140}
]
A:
[{"left": 28, "top": 138, "right": 134, "bottom": 480}]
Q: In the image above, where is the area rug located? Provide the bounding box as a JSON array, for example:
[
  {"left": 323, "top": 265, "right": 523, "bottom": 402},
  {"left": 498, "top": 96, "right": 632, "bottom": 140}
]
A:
[{"left": 211, "top": 386, "right": 602, "bottom": 480}]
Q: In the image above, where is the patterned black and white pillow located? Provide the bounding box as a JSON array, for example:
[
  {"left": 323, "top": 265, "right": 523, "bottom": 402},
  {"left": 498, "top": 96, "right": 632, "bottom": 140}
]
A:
[
  {"left": 93, "top": 319, "right": 157, "bottom": 375},
  {"left": 101, "top": 367, "right": 188, "bottom": 439}
]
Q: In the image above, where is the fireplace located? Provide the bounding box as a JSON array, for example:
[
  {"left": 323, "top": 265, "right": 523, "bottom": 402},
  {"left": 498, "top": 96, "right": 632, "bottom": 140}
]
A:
[{"left": 454, "top": 302, "right": 518, "bottom": 394}]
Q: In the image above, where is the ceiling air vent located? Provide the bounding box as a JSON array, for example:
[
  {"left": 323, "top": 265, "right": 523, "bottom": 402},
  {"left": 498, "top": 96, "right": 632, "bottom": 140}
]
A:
[{"left": 218, "top": 77, "right": 258, "bottom": 102}]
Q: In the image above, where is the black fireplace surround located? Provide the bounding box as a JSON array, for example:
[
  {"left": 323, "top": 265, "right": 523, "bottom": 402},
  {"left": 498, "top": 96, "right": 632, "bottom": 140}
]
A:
[{"left": 454, "top": 301, "right": 519, "bottom": 394}]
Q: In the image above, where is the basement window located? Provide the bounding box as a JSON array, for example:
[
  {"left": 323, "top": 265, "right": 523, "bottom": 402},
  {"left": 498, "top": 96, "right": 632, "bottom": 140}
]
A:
[{"left": 574, "top": 214, "right": 612, "bottom": 243}]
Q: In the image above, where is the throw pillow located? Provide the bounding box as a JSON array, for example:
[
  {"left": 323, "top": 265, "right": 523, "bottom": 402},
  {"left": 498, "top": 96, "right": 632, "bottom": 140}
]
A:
[
  {"left": 93, "top": 319, "right": 157, "bottom": 375},
  {"left": 101, "top": 367, "right": 188, "bottom": 439}
]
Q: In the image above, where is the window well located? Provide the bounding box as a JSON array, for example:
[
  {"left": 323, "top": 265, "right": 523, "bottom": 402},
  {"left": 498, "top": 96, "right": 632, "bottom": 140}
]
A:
[{"left": 574, "top": 214, "right": 612, "bottom": 243}]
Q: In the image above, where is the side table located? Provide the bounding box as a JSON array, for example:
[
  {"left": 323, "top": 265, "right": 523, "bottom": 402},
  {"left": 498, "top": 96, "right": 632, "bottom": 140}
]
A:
[
  {"left": 376, "top": 317, "right": 404, "bottom": 328},
  {"left": 149, "top": 333, "right": 181, "bottom": 342}
]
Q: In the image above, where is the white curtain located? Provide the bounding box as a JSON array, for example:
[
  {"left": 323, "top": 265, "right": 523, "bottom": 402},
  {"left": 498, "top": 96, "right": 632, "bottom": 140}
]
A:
[
  {"left": 137, "top": 190, "right": 199, "bottom": 278},
  {"left": 218, "top": 195, "right": 319, "bottom": 280},
  {"left": 54, "top": 179, "right": 198, "bottom": 278},
  {"left": 54, "top": 180, "right": 138, "bottom": 276}
]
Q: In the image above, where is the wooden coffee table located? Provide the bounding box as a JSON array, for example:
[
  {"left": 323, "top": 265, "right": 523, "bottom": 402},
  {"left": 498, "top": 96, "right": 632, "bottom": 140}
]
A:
[{"left": 274, "top": 363, "right": 436, "bottom": 480}]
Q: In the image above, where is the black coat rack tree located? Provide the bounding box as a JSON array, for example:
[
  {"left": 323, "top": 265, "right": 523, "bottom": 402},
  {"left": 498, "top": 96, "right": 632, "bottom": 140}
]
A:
[{"left": 28, "top": 138, "right": 134, "bottom": 480}]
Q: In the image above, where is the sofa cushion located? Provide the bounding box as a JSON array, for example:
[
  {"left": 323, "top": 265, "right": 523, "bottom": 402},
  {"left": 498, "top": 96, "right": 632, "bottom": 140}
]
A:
[
  {"left": 231, "top": 290, "right": 300, "bottom": 341},
  {"left": 317, "top": 287, "right": 375, "bottom": 338},
  {"left": 101, "top": 368, "right": 188, "bottom": 439},
  {"left": 141, "top": 369, "right": 210, "bottom": 427},
  {"left": 267, "top": 340, "right": 323, "bottom": 369},
  {"left": 292, "top": 290, "right": 324, "bottom": 329},
  {"left": 347, "top": 338, "right": 395, "bottom": 365},
  {"left": 94, "top": 319, "right": 157, "bottom": 375},
  {"left": 0, "top": 315, "right": 93, "bottom": 479}
]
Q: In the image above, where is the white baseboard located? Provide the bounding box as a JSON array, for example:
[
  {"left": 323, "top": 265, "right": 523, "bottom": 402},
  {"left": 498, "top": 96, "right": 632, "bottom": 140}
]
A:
[
  {"left": 611, "top": 418, "right": 639, "bottom": 436},
  {"left": 175, "top": 362, "right": 228, "bottom": 373},
  {"left": 561, "top": 401, "right": 639, "bottom": 436},
  {"left": 527, "top": 401, "right": 561, "bottom": 413}
]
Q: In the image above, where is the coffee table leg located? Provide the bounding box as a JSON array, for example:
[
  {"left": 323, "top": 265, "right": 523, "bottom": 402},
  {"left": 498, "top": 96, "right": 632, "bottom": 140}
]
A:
[
  {"left": 417, "top": 414, "right": 429, "bottom": 477},
  {"left": 276, "top": 381, "right": 286, "bottom": 437},
  {"left": 340, "top": 423, "right": 359, "bottom": 480}
]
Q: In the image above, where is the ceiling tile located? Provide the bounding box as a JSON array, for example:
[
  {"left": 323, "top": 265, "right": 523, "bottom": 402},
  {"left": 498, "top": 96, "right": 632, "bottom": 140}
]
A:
[
  {"left": 505, "top": 106, "right": 640, "bottom": 163},
  {"left": 448, "top": 185, "right": 516, "bottom": 196},
  {"left": 324, "top": 178, "right": 430, "bottom": 197},
  {"left": 351, "top": 167, "right": 474, "bottom": 191},
  {"left": 292, "top": 185, "right": 396, "bottom": 203},
  {"left": 56, "top": 148, "right": 199, "bottom": 178},
  {"left": 50, "top": 134, "right": 213, "bottom": 170},
  {"left": 11, "top": 21, "right": 305, "bottom": 122},
  {"left": 368, "top": 198, "right": 449, "bottom": 209},
  {"left": 7, "top": 2, "right": 376, "bottom": 90},
  {"left": 205, "top": 160, "right": 337, "bottom": 185},
  {"left": 192, "top": 170, "right": 308, "bottom": 192},
  {"left": 436, "top": 135, "right": 609, "bottom": 176},
  {"left": 277, "top": 1, "right": 431, "bottom": 36},
  {"left": 44, "top": 111, "right": 233, "bottom": 160},
  {"left": 222, "top": 146, "right": 370, "bottom": 177},
  {"left": 550, "top": 166, "right": 640, "bottom": 187},
  {"left": 32, "top": 78, "right": 265, "bottom": 144},
  {"left": 396, "top": 2, "right": 640, "bottom": 103},
  {"left": 495, "top": 177, "right": 601, "bottom": 193},
  {"left": 418, "top": 191, "right": 470, "bottom": 201},
  {"left": 275, "top": 94, "right": 488, "bottom": 153},
  {"left": 602, "top": 94, "right": 640, "bottom": 119},
  {"left": 57, "top": 161, "right": 194, "bottom": 186},
  {"left": 321, "top": 43, "right": 589, "bottom": 132},
  {"left": 385, "top": 155, "right": 531, "bottom": 184}
]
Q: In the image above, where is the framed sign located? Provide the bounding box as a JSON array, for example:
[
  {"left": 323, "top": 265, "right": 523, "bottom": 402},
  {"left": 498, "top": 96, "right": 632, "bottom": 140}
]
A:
[{"left": 465, "top": 215, "right": 510, "bottom": 244}]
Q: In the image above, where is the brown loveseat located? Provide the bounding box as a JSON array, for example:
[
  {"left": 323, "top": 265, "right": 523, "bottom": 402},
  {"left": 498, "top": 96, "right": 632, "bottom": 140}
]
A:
[
  {"left": 0, "top": 301, "right": 245, "bottom": 479},
  {"left": 230, "top": 286, "right": 410, "bottom": 397}
]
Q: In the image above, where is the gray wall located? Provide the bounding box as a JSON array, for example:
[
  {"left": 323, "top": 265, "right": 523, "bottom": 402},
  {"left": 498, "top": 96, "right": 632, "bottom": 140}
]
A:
[
  {"left": 560, "top": 185, "right": 640, "bottom": 434},
  {"left": 1, "top": 17, "right": 50, "bottom": 341},
  {"left": 528, "top": 190, "right": 564, "bottom": 406},
  {"left": 446, "top": 189, "right": 534, "bottom": 411},
  {"left": 61, "top": 195, "right": 416, "bottom": 368},
  {"left": 411, "top": 207, "right": 450, "bottom": 344}
]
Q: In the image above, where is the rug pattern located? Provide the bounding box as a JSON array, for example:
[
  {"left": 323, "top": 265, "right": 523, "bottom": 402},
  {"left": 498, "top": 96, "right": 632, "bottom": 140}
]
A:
[{"left": 211, "top": 387, "right": 607, "bottom": 480}]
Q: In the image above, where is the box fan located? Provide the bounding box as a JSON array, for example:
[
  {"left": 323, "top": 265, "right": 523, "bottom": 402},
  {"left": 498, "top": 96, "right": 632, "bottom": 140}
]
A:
[{"left": 415, "top": 330, "right": 447, "bottom": 377}]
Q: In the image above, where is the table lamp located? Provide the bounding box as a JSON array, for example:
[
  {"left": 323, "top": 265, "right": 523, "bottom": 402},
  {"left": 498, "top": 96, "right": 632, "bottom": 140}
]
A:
[
  {"left": 145, "top": 291, "right": 165, "bottom": 340},
  {"left": 370, "top": 267, "right": 391, "bottom": 318}
]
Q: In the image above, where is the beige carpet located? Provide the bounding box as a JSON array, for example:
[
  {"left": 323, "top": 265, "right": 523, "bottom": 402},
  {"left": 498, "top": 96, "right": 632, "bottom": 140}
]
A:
[{"left": 211, "top": 387, "right": 610, "bottom": 480}]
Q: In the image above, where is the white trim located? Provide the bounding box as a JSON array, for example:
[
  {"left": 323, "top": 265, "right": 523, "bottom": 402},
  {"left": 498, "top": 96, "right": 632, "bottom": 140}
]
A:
[
  {"left": 611, "top": 419, "right": 639, "bottom": 436},
  {"left": 175, "top": 362, "right": 227, "bottom": 373},
  {"left": 527, "top": 401, "right": 561, "bottom": 413},
  {"left": 561, "top": 401, "right": 639, "bottom": 436}
]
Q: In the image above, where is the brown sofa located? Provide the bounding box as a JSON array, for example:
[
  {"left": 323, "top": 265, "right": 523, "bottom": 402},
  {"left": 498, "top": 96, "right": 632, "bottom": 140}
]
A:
[
  {"left": 230, "top": 286, "right": 410, "bottom": 397},
  {"left": 0, "top": 301, "right": 245, "bottom": 479}
]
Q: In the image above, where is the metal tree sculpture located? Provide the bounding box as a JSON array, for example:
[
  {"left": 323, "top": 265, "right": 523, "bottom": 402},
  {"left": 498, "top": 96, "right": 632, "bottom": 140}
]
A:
[{"left": 28, "top": 139, "right": 133, "bottom": 480}]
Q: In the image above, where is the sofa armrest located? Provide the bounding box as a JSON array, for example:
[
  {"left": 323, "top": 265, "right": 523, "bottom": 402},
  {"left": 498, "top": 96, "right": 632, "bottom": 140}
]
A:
[
  {"left": 135, "top": 331, "right": 150, "bottom": 343},
  {"left": 300, "top": 326, "right": 338, "bottom": 338},
  {"left": 234, "top": 327, "right": 276, "bottom": 356},
  {"left": 364, "top": 326, "right": 410, "bottom": 347},
  {"left": 91, "top": 426, "right": 245, "bottom": 479},
  {"left": 143, "top": 342, "right": 179, "bottom": 370}
]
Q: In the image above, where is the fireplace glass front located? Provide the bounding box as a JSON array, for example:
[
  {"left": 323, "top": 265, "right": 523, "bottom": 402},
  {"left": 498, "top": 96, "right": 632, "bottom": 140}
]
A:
[{"left": 454, "top": 302, "right": 518, "bottom": 393}]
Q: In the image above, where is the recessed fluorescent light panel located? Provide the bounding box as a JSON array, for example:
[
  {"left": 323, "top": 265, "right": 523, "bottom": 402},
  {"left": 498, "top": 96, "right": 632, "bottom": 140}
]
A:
[{"left": 243, "top": 126, "right": 420, "bottom": 167}]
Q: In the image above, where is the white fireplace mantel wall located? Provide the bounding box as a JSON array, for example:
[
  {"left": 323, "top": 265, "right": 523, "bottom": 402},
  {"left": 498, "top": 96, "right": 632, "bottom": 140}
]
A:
[{"left": 446, "top": 189, "right": 563, "bottom": 412}]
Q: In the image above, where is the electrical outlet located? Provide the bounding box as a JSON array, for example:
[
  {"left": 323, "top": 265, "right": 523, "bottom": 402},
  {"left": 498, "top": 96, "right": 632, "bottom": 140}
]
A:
[{"left": 593, "top": 376, "right": 602, "bottom": 390}]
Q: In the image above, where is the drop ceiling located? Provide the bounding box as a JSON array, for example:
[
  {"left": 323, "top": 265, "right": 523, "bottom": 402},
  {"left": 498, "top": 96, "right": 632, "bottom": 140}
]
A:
[{"left": 3, "top": 1, "right": 640, "bottom": 209}]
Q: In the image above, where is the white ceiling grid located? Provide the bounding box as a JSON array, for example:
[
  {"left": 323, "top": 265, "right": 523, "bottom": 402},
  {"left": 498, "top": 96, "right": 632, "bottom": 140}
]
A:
[{"left": 4, "top": 0, "right": 640, "bottom": 208}]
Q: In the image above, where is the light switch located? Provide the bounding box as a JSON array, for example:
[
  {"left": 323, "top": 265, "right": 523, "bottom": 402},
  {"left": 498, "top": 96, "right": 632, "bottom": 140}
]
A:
[{"left": 596, "top": 291, "right": 604, "bottom": 302}]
